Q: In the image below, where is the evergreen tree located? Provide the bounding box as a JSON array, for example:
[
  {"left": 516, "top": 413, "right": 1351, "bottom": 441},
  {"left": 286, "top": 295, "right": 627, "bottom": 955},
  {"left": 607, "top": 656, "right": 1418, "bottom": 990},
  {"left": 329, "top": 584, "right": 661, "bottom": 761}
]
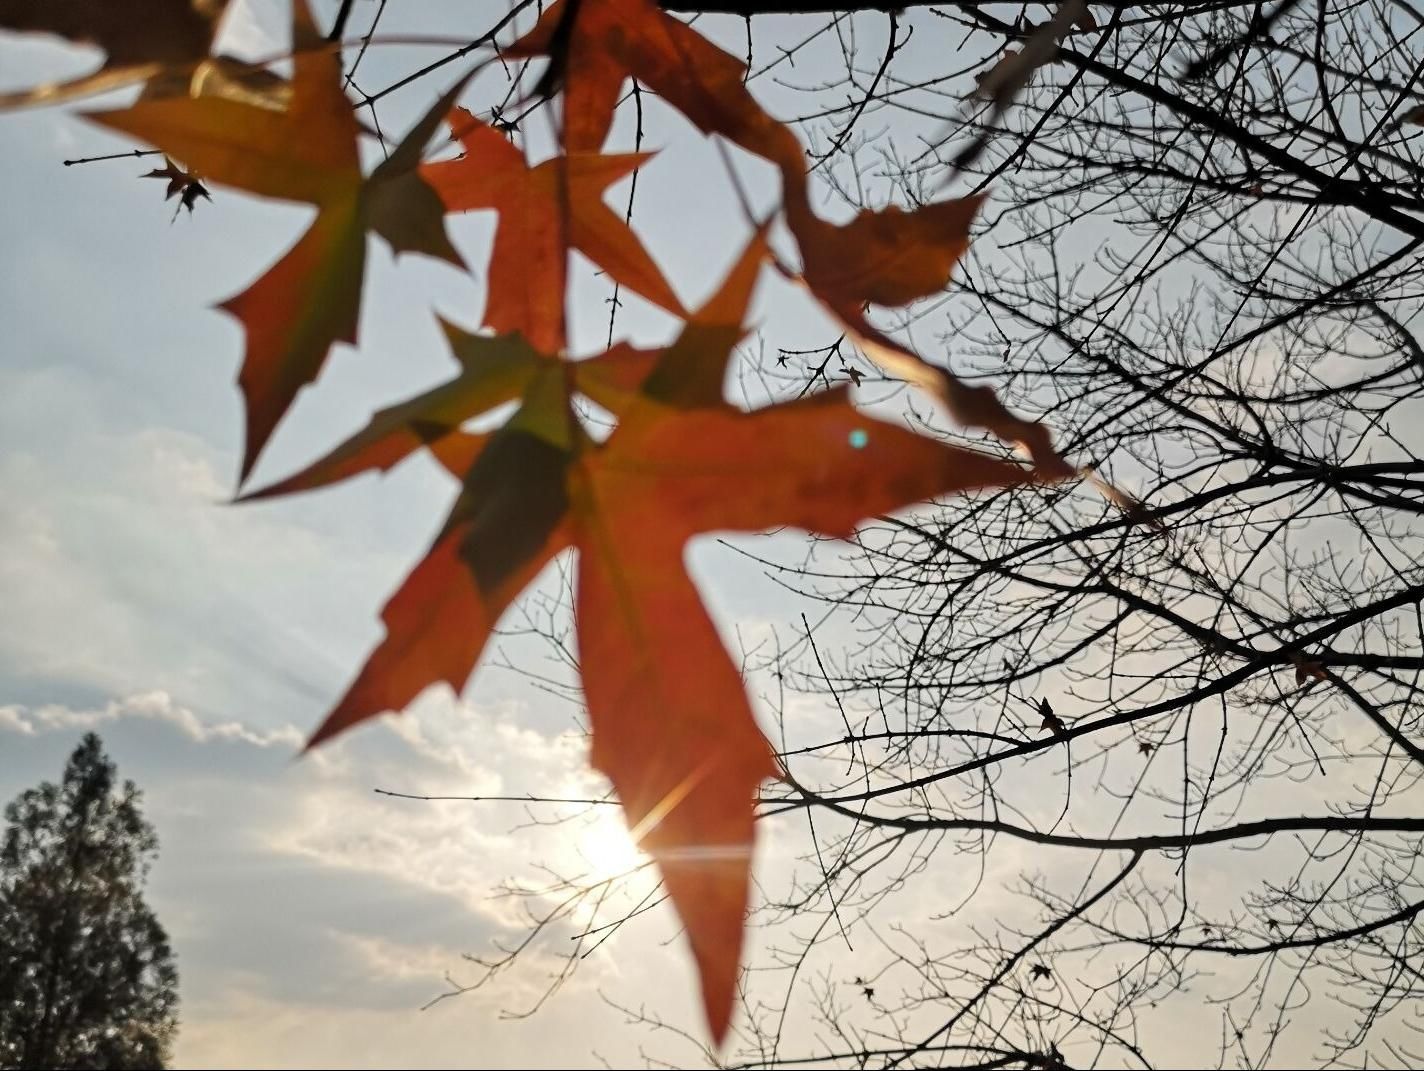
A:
[{"left": 0, "top": 733, "right": 178, "bottom": 1069}]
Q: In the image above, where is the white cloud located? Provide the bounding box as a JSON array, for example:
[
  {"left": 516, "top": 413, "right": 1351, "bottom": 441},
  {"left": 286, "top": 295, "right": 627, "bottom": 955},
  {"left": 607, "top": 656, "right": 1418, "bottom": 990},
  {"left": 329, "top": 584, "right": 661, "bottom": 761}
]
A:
[
  {"left": 1, "top": 690, "right": 302, "bottom": 749},
  {"left": 0, "top": 706, "right": 36, "bottom": 735},
  {"left": 214, "top": 0, "right": 287, "bottom": 60},
  {"left": 0, "top": 374, "right": 457, "bottom": 731},
  {"left": 0, "top": 690, "right": 705, "bottom": 1068}
]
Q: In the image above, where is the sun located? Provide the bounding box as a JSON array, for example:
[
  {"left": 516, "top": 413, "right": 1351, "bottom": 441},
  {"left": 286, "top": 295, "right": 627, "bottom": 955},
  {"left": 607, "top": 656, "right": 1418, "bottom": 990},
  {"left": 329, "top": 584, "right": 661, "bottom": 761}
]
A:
[{"left": 576, "top": 812, "right": 646, "bottom": 882}]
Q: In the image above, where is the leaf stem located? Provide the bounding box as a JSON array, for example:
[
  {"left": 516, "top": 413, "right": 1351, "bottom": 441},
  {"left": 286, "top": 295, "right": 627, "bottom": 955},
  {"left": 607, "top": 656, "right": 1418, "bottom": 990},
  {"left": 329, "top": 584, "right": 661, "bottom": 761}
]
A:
[{"left": 62, "top": 148, "right": 163, "bottom": 167}]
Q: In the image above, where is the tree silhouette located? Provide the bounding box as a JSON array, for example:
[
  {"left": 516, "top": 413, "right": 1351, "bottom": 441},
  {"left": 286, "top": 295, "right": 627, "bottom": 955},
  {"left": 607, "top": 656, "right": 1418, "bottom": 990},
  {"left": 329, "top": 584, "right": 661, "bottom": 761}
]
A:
[{"left": 0, "top": 734, "right": 178, "bottom": 1070}]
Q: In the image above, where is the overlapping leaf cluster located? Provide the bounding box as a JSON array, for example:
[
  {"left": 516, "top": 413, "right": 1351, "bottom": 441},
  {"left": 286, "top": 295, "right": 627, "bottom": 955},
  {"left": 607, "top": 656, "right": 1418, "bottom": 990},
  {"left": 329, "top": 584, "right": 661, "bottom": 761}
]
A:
[{"left": 1, "top": 0, "right": 1072, "bottom": 1041}]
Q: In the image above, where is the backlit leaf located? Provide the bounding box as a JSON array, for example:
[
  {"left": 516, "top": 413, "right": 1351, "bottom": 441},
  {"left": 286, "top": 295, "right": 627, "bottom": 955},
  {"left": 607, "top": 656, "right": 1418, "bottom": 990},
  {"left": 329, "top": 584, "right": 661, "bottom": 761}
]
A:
[
  {"left": 0, "top": 0, "right": 229, "bottom": 106},
  {"left": 422, "top": 108, "right": 684, "bottom": 352},
  {"left": 87, "top": 0, "right": 470, "bottom": 480}
]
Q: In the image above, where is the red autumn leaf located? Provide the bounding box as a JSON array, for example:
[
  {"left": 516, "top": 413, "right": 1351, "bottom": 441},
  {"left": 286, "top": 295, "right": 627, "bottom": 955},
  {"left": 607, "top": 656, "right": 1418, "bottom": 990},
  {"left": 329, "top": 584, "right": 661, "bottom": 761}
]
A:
[
  {"left": 299, "top": 233, "right": 1042, "bottom": 1039},
  {"left": 503, "top": 0, "right": 1079, "bottom": 491},
  {"left": 421, "top": 108, "right": 684, "bottom": 352},
  {"left": 505, "top": 0, "right": 1076, "bottom": 491},
  {"left": 86, "top": 0, "right": 468, "bottom": 481},
  {"left": 505, "top": 0, "right": 802, "bottom": 167}
]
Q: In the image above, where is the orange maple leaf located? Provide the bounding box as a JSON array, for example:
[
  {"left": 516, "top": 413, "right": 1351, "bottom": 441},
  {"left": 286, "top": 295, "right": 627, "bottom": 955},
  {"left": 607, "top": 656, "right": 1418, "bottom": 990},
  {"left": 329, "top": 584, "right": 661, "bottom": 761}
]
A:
[
  {"left": 421, "top": 108, "right": 685, "bottom": 353},
  {"left": 292, "top": 233, "right": 1040, "bottom": 1039},
  {"left": 87, "top": 0, "right": 468, "bottom": 481}
]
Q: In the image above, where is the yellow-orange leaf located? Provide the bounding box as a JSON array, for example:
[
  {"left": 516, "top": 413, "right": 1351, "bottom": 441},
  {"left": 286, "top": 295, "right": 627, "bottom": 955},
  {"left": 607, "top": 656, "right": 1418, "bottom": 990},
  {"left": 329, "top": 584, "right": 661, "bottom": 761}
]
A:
[
  {"left": 138, "top": 53, "right": 292, "bottom": 111},
  {"left": 87, "top": 0, "right": 468, "bottom": 480},
  {"left": 0, "top": 0, "right": 229, "bottom": 107}
]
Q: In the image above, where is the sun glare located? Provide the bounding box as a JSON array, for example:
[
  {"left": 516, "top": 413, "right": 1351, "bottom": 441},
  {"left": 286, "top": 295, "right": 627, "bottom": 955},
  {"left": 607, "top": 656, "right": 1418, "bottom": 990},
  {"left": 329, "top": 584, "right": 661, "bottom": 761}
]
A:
[{"left": 576, "top": 814, "right": 645, "bottom": 881}]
